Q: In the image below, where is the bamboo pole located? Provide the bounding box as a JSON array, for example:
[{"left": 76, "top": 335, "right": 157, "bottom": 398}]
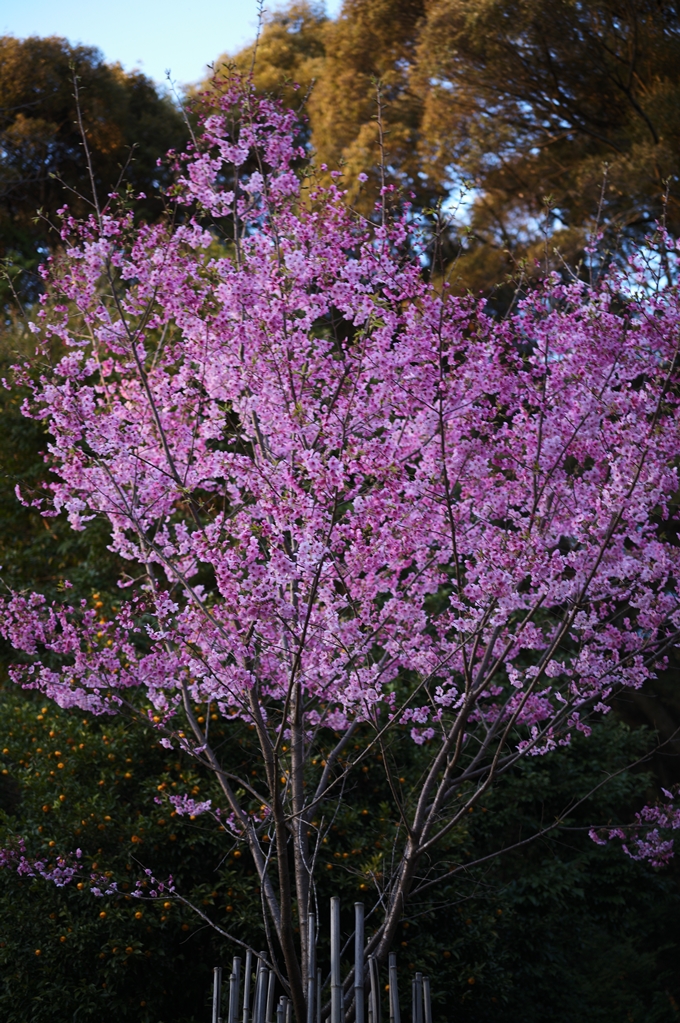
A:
[
  {"left": 331, "top": 897, "right": 342, "bottom": 1023},
  {"left": 229, "top": 958, "right": 242, "bottom": 1023},
  {"left": 316, "top": 968, "right": 322, "bottom": 1023},
  {"left": 257, "top": 956, "right": 269, "bottom": 1023},
  {"left": 307, "top": 913, "right": 316, "bottom": 1023},
  {"left": 368, "top": 955, "right": 380, "bottom": 1023},
  {"left": 354, "top": 903, "right": 365, "bottom": 1023},
  {"left": 422, "top": 977, "right": 432, "bottom": 1023},
  {"left": 213, "top": 967, "right": 223, "bottom": 1023},
  {"left": 243, "top": 951, "right": 253, "bottom": 1023},
  {"left": 252, "top": 961, "right": 261, "bottom": 1023},
  {"left": 266, "top": 970, "right": 276, "bottom": 1023},
  {"left": 413, "top": 974, "right": 423, "bottom": 1023},
  {"left": 388, "top": 954, "right": 400, "bottom": 1023},
  {"left": 252, "top": 955, "right": 265, "bottom": 1023}
]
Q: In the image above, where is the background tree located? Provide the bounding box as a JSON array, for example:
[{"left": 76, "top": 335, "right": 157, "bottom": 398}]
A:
[
  {"left": 215, "top": 1, "right": 434, "bottom": 215},
  {"left": 0, "top": 690, "right": 239, "bottom": 1023},
  {"left": 0, "top": 35, "right": 188, "bottom": 306},
  {"left": 298, "top": 0, "right": 428, "bottom": 214},
  {"left": 224, "top": 0, "right": 680, "bottom": 292},
  {"left": 414, "top": 0, "right": 680, "bottom": 283},
  {"left": 215, "top": 2, "right": 328, "bottom": 120}
]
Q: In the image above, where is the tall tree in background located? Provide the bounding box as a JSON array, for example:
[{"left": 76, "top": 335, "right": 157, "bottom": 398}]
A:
[
  {"left": 221, "top": 2, "right": 432, "bottom": 214},
  {"left": 0, "top": 36, "right": 188, "bottom": 305},
  {"left": 307, "top": 0, "right": 427, "bottom": 207},
  {"left": 225, "top": 0, "right": 680, "bottom": 289},
  {"left": 415, "top": 0, "right": 680, "bottom": 281},
  {"left": 219, "top": 2, "right": 328, "bottom": 117}
]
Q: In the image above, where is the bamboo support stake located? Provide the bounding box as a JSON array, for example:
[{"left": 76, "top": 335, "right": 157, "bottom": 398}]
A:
[
  {"left": 388, "top": 954, "right": 400, "bottom": 1023},
  {"left": 307, "top": 913, "right": 316, "bottom": 1023},
  {"left": 329, "top": 896, "right": 341, "bottom": 1023},
  {"left": 229, "top": 958, "right": 242, "bottom": 1023},
  {"left": 256, "top": 956, "right": 268, "bottom": 1023},
  {"left": 316, "top": 968, "right": 322, "bottom": 1023},
  {"left": 422, "top": 977, "right": 432, "bottom": 1023},
  {"left": 252, "top": 955, "right": 264, "bottom": 1023},
  {"left": 252, "top": 963, "right": 260, "bottom": 1023},
  {"left": 213, "top": 967, "right": 223, "bottom": 1023},
  {"left": 369, "top": 955, "right": 380, "bottom": 1023},
  {"left": 266, "top": 970, "right": 276, "bottom": 1023},
  {"left": 354, "top": 903, "right": 365, "bottom": 1023},
  {"left": 243, "top": 951, "right": 253, "bottom": 1023},
  {"left": 306, "top": 974, "right": 315, "bottom": 1023},
  {"left": 413, "top": 974, "right": 423, "bottom": 1023}
]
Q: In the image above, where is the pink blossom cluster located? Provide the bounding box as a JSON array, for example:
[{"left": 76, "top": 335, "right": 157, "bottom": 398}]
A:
[
  {"left": 129, "top": 868, "right": 175, "bottom": 900},
  {"left": 0, "top": 838, "right": 81, "bottom": 887},
  {"left": 590, "top": 788, "right": 680, "bottom": 867},
  {"left": 168, "top": 794, "right": 212, "bottom": 816},
  {"left": 0, "top": 839, "right": 119, "bottom": 892},
  {"left": 1, "top": 77, "right": 679, "bottom": 869}
]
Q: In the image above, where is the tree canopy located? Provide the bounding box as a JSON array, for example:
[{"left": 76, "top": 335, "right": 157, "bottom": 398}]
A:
[
  {"left": 0, "top": 35, "right": 188, "bottom": 304},
  {"left": 221, "top": 0, "right": 680, "bottom": 290}
]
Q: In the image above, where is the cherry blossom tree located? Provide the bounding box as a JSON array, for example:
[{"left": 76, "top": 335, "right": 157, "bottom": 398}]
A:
[{"left": 2, "top": 77, "right": 680, "bottom": 1021}]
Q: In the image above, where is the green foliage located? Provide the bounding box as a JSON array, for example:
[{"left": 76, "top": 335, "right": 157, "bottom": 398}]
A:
[
  {"left": 0, "top": 35, "right": 188, "bottom": 307},
  {"left": 0, "top": 319, "right": 121, "bottom": 601},
  {"left": 0, "top": 689, "right": 254, "bottom": 1022},
  {"left": 1, "top": 684, "right": 679, "bottom": 1021},
  {"left": 326, "top": 718, "right": 680, "bottom": 1022}
]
